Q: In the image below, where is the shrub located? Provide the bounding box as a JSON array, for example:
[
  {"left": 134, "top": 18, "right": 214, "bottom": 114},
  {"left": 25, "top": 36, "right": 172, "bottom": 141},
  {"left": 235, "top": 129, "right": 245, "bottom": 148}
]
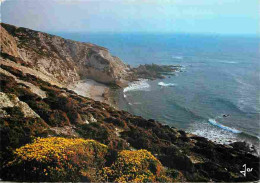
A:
[
  {"left": 4, "top": 137, "right": 108, "bottom": 182},
  {"left": 3, "top": 106, "right": 24, "bottom": 118},
  {"left": 27, "top": 100, "right": 50, "bottom": 119},
  {"left": 101, "top": 149, "right": 172, "bottom": 182},
  {"left": 104, "top": 117, "right": 126, "bottom": 128},
  {"left": 0, "top": 117, "right": 48, "bottom": 177},
  {"left": 77, "top": 123, "right": 110, "bottom": 144},
  {"left": 48, "top": 110, "right": 70, "bottom": 127}
]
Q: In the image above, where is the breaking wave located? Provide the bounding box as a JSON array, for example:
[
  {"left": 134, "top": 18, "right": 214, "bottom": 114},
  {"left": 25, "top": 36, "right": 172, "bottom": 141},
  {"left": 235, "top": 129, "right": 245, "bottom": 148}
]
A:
[
  {"left": 188, "top": 121, "right": 239, "bottom": 145},
  {"left": 208, "top": 118, "right": 241, "bottom": 134},
  {"left": 172, "top": 55, "right": 183, "bottom": 60},
  {"left": 123, "top": 79, "right": 150, "bottom": 93},
  {"left": 158, "top": 82, "right": 176, "bottom": 87}
]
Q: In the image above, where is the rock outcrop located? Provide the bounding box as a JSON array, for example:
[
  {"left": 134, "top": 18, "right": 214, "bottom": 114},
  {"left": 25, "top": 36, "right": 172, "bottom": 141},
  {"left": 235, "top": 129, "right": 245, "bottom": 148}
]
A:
[
  {"left": 0, "top": 23, "right": 259, "bottom": 182},
  {"left": 0, "top": 60, "right": 259, "bottom": 182},
  {"left": 0, "top": 92, "right": 40, "bottom": 118},
  {"left": 132, "top": 63, "right": 182, "bottom": 80},
  {"left": 1, "top": 23, "right": 131, "bottom": 86}
]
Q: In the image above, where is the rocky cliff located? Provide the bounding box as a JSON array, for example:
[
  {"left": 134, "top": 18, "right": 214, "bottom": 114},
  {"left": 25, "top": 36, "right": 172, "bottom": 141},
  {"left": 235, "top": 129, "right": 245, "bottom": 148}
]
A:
[
  {"left": 0, "top": 23, "right": 259, "bottom": 182},
  {"left": 1, "top": 59, "right": 259, "bottom": 182},
  {"left": 1, "top": 23, "right": 131, "bottom": 86}
]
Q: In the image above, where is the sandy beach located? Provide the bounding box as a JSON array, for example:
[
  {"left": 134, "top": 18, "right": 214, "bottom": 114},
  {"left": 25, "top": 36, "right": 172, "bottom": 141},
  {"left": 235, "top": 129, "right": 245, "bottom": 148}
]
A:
[{"left": 67, "top": 79, "right": 117, "bottom": 107}]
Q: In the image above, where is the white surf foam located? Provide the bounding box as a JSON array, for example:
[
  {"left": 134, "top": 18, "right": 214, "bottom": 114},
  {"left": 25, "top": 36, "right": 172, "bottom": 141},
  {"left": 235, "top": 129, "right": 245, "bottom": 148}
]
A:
[
  {"left": 123, "top": 79, "right": 150, "bottom": 93},
  {"left": 172, "top": 56, "right": 183, "bottom": 60},
  {"left": 234, "top": 76, "right": 259, "bottom": 113},
  {"left": 188, "top": 121, "right": 239, "bottom": 145},
  {"left": 208, "top": 118, "right": 241, "bottom": 134},
  {"left": 158, "top": 82, "right": 176, "bottom": 87},
  {"left": 220, "top": 61, "right": 238, "bottom": 64}
]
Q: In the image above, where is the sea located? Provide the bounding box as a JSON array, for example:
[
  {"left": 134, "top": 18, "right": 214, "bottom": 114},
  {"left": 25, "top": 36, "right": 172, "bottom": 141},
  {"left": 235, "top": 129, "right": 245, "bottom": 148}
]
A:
[{"left": 54, "top": 32, "right": 260, "bottom": 151}]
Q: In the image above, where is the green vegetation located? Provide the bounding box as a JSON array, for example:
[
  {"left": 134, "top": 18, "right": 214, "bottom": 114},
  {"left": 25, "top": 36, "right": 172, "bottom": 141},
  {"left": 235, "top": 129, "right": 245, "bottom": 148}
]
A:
[
  {"left": 4, "top": 137, "right": 108, "bottom": 182},
  {"left": 3, "top": 137, "right": 174, "bottom": 182},
  {"left": 101, "top": 149, "right": 172, "bottom": 182},
  {"left": 1, "top": 51, "right": 259, "bottom": 182}
]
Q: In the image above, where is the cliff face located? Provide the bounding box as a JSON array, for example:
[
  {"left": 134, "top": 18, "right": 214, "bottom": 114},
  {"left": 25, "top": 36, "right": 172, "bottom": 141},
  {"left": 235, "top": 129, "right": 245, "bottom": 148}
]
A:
[
  {"left": 0, "top": 61, "right": 259, "bottom": 182},
  {"left": 1, "top": 23, "right": 260, "bottom": 182},
  {"left": 0, "top": 23, "right": 130, "bottom": 85}
]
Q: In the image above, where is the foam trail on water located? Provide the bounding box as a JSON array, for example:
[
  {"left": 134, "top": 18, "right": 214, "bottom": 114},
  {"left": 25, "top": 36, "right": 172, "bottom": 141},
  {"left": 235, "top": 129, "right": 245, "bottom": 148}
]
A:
[
  {"left": 208, "top": 118, "right": 241, "bottom": 134},
  {"left": 172, "top": 55, "right": 183, "bottom": 60},
  {"left": 158, "top": 82, "right": 176, "bottom": 87},
  {"left": 123, "top": 79, "right": 150, "bottom": 93},
  {"left": 220, "top": 61, "right": 238, "bottom": 64}
]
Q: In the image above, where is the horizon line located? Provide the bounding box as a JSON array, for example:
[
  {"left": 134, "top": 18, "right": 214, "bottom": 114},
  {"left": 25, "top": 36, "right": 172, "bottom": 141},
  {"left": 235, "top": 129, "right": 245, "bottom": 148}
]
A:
[
  {"left": 1, "top": 21, "right": 259, "bottom": 38},
  {"left": 48, "top": 30, "right": 260, "bottom": 37}
]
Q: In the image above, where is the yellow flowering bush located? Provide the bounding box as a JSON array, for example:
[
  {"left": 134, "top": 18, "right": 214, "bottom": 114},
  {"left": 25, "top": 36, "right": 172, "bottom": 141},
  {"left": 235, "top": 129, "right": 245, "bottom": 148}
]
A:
[
  {"left": 6, "top": 137, "right": 108, "bottom": 182},
  {"left": 101, "top": 149, "right": 172, "bottom": 182}
]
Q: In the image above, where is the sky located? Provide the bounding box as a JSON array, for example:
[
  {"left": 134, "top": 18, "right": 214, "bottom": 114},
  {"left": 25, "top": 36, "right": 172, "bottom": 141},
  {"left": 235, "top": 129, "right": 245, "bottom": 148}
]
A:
[{"left": 0, "top": 0, "right": 259, "bottom": 35}]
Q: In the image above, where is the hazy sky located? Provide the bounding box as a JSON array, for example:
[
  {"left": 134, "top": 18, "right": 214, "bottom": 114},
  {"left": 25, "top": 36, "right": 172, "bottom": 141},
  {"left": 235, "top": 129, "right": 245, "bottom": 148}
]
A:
[{"left": 1, "top": 0, "right": 259, "bottom": 35}]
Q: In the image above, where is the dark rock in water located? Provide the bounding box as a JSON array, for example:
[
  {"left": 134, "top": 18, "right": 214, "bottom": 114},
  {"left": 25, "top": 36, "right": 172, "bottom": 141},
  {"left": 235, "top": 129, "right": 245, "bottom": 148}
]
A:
[
  {"left": 131, "top": 63, "right": 181, "bottom": 80},
  {"left": 1, "top": 54, "right": 260, "bottom": 183},
  {"left": 190, "top": 136, "right": 208, "bottom": 142},
  {"left": 223, "top": 114, "right": 230, "bottom": 117},
  {"left": 1, "top": 23, "right": 259, "bottom": 182}
]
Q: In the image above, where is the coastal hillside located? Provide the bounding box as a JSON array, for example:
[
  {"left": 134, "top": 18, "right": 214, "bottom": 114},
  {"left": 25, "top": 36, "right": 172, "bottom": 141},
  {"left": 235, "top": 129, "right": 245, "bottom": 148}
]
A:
[
  {"left": 0, "top": 24, "right": 259, "bottom": 182},
  {"left": 1, "top": 23, "right": 131, "bottom": 86}
]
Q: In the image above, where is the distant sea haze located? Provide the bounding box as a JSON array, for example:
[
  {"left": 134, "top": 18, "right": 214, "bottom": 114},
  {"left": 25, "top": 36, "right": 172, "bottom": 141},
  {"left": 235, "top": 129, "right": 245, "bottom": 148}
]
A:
[{"left": 56, "top": 32, "right": 260, "bottom": 152}]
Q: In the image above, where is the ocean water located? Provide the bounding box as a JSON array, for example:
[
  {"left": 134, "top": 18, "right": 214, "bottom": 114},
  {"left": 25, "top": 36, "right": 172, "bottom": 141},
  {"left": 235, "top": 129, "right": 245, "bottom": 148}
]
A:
[{"left": 55, "top": 32, "right": 260, "bottom": 149}]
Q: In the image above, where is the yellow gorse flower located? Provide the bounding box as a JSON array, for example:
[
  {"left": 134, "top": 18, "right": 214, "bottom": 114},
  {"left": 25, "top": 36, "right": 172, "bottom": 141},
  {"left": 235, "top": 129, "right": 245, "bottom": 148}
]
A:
[
  {"left": 8, "top": 137, "right": 108, "bottom": 182},
  {"left": 14, "top": 137, "right": 107, "bottom": 163},
  {"left": 102, "top": 149, "right": 166, "bottom": 182}
]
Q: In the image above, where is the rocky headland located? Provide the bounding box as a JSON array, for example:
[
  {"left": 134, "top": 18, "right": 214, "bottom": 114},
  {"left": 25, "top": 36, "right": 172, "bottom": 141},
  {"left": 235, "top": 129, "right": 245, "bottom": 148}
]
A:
[
  {"left": 1, "top": 22, "right": 180, "bottom": 104},
  {"left": 1, "top": 23, "right": 132, "bottom": 86},
  {"left": 0, "top": 23, "right": 259, "bottom": 182},
  {"left": 132, "top": 64, "right": 181, "bottom": 80}
]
